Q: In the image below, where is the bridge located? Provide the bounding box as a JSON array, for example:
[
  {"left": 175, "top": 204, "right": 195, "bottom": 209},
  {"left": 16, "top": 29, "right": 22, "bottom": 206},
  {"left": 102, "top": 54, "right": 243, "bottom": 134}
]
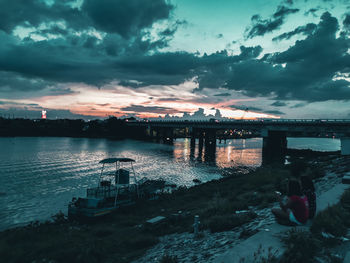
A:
[{"left": 127, "top": 119, "right": 350, "bottom": 162}]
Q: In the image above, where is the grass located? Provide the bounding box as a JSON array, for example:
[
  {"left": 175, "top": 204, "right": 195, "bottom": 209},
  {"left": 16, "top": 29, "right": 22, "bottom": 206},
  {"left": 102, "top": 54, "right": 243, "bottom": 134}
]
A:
[
  {"left": 239, "top": 245, "right": 279, "bottom": 263},
  {"left": 159, "top": 254, "right": 179, "bottom": 263},
  {"left": 341, "top": 188, "right": 350, "bottom": 210},
  {"left": 206, "top": 212, "right": 257, "bottom": 233},
  {"left": 280, "top": 229, "right": 321, "bottom": 263},
  {"left": 310, "top": 204, "right": 350, "bottom": 240}
]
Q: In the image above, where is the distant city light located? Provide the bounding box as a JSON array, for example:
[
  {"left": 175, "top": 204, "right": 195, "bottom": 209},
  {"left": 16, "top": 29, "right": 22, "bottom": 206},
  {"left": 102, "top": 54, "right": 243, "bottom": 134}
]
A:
[{"left": 41, "top": 110, "right": 47, "bottom": 119}]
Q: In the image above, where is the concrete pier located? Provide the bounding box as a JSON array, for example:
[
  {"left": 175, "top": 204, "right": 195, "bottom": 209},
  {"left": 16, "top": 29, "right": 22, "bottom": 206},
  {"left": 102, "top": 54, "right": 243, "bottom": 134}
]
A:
[
  {"left": 341, "top": 137, "right": 350, "bottom": 155},
  {"left": 262, "top": 130, "right": 287, "bottom": 165}
]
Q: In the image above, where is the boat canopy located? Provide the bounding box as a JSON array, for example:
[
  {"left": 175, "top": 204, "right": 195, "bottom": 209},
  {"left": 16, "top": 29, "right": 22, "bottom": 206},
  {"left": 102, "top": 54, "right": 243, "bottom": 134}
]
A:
[{"left": 99, "top": 158, "right": 135, "bottom": 164}]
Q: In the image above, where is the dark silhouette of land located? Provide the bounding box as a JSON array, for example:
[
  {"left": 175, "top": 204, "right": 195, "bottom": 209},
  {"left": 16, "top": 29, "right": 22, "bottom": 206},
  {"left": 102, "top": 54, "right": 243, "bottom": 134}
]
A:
[{"left": 0, "top": 117, "right": 146, "bottom": 139}]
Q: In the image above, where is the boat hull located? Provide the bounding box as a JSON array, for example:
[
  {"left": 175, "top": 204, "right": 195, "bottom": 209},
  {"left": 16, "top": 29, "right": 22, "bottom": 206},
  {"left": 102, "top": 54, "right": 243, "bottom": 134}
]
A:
[
  {"left": 68, "top": 205, "right": 117, "bottom": 220},
  {"left": 68, "top": 199, "right": 135, "bottom": 220}
]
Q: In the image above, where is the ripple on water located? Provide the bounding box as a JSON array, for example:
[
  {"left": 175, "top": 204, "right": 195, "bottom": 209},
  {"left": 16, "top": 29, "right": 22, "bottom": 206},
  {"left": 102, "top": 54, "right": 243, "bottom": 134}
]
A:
[{"left": 0, "top": 137, "right": 340, "bottom": 230}]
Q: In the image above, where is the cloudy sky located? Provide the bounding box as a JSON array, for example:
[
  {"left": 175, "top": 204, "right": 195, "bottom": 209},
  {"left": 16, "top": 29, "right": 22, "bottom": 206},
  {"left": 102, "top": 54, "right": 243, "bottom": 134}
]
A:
[{"left": 0, "top": 0, "right": 350, "bottom": 119}]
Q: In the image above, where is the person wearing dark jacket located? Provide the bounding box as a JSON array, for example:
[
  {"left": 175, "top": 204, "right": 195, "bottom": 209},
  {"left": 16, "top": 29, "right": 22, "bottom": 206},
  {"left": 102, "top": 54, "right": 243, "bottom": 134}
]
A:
[{"left": 301, "top": 175, "right": 316, "bottom": 219}]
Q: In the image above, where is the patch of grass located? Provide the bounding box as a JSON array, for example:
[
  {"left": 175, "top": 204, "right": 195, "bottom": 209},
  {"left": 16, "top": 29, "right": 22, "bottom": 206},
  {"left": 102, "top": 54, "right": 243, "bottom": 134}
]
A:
[
  {"left": 200, "top": 194, "right": 248, "bottom": 218},
  {"left": 280, "top": 229, "right": 321, "bottom": 263},
  {"left": 308, "top": 165, "right": 326, "bottom": 179},
  {"left": 310, "top": 204, "right": 350, "bottom": 240},
  {"left": 51, "top": 211, "right": 67, "bottom": 224},
  {"left": 206, "top": 212, "right": 257, "bottom": 233},
  {"left": 239, "top": 228, "right": 259, "bottom": 239},
  {"left": 239, "top": 245, "right": 279, "bottom": 263},
  {"left": 124, "top": 234, "right": 158, "bottom": 250},
  {"left": 341, "top": 189, "right": 350, "bottom": 210},
  {"left": 93, "top": 227, "right": 114, "bottom": 238},
  {"left": 159, "top": 254, "right": 178, "bottom": 263}
]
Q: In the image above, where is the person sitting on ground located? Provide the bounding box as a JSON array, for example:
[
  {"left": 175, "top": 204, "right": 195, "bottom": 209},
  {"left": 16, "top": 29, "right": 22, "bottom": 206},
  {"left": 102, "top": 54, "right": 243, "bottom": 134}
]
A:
[
  {"left": 301, "top": 175, "right": 316, "bottom": 219},
  {"left": 272, "top": 179, "right": 309, "bottom": 225}
]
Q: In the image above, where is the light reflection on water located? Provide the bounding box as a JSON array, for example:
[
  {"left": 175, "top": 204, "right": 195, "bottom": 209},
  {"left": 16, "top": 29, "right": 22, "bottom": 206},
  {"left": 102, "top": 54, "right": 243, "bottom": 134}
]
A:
[{"left": 0, "top": 136, "right": 340, "bottom": 230}]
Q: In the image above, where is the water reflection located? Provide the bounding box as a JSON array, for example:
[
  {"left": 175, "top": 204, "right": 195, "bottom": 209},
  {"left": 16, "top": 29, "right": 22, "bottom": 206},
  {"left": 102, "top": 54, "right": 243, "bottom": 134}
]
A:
[{"left": 173, "top": 138, "right": 263, "bottom": 168}]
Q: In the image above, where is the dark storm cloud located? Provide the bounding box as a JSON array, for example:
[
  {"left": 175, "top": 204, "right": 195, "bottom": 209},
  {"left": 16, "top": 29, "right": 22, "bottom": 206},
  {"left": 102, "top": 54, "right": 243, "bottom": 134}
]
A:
[
  {"left": 197, "top": 46, "right": 262, "bottom": 89},
  {"left": 230, "top": 105, "right": 284, "bottom": 115},
  {"left": 0, "top": 0, "right": 179, "bottom": 95},
  {"left": 305, "top": 8, "right": 320, "bottom": 17},
  {"left": 0, "top": 100, "right": 39, "bottom": 106},
  {"left": 272, "top": 23, "right": 317, "bottom": 41},
  {"left": 271, "top": 101, "right": 287, "bottom": 107},
  {"left": 0, "top": 0, "right": 84, "bottom": 33},
  {"left": 198, "top": 12, "right": 350, "bottom": 103},
  {"left": 283, "top": 0, "right": 294, "bottom": 5},
  {"left": 246, "top": 6, "right": 299, "bottom": 39},
  {"left": 291, "top": 102, "right": 307, "bottom": 108},
  {"left": 0, "top": 0, "right": 173, "bottom": 38},
  {"left": 1, "top": 1, "right": 350, "bottom": 107},
  {"left": 156, "top": 98, "right": 180, "bottom": 102},
  {"left": 160, "top": 20, "right": 187, "bottom": 37},
  {"left": 0, "top": 71, "right": 51, "bottom": 92},
  {"left": 230, "top": 105, "right": 262, "bottom": 111},
  {"left": 0, "top": 37, "right": 115, "bottom": 86},
  {"left": 273, "top": 6, "right": 299, "bottom": 18},
  {"left": 117, "top": 52, "right": 198, "bottom": 76},
  {"left": 0, "top": 32, "right": 177, "bottom": 87},
  {"left": 82, "top": 0, "right": 173, "bottom": 37},
  {"left": 343, "top": 14, "right": 350, "bottom": 29},
  {"left": 264, "top": 110, "right": 285, "bottom": 115},
  {"left": 213, "top": 93, "right": 231, "bottom": 97},
  {"left": 120, "top": 104, "right": 181, "bottom": 114}
]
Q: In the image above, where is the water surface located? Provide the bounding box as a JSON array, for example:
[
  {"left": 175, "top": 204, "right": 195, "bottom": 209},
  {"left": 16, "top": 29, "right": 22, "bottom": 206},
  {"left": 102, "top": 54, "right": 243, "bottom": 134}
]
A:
[{"left": 0, "top": 136, "right": 340, "bottom": 230}]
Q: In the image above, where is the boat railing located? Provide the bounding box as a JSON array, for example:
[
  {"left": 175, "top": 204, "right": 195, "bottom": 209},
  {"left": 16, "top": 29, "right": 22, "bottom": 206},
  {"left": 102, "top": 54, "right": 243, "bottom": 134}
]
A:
[
  {"left": 87, "top": 186, "right": 117, "bottom": 199},
  {"left": 87, "top": 183, "right": 137, "bottom": 199}
]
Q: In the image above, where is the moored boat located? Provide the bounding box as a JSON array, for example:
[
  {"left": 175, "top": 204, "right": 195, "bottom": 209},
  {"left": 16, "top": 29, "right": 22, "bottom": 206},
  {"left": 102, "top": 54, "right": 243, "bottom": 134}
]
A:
[
  {"left": 68, "top": 157, "right": 168, "bottom": 220},
  {"left": 68, "top": 157, "right": 139, "bottom": 219}
]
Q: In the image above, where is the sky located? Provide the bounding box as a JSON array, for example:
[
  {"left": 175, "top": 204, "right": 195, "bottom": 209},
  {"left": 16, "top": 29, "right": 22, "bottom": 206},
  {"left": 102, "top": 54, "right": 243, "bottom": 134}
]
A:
[{"left": 0, "top": 0, "right": 350, "bottom": 120}]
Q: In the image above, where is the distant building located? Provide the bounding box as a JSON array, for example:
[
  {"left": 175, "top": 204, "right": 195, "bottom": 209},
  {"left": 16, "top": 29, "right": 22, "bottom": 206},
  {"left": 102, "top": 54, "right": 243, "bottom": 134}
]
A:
[{"left": 41, "top": 110, "right": 47, "bottom": 119}]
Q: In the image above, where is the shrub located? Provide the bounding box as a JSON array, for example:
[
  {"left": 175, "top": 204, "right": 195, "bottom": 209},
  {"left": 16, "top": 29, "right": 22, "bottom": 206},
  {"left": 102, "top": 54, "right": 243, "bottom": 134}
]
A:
[
  {"left": 159, "top": 254, "right": 178, "bottom": 263},
  {"left": 125, "top": 234, "right": 158, "bottom": 250},
  {"left": 201, "top": 195, "right": 248, "bottom": 217},
  {"left": 310, "top": 204, "right": 350, "bottom": 239},
  {"left": 341, "top": 189, "right": 350, "bottom": 210},
  {"left": 309, "top": 166, "right": 326, "bottom": 179},
  {"left": 280, "top": 229, "right": 321, "bottom": 263},
  {"left": 239, "top": 245, "right": 279, "bottom": 263},
  {"left": 93, "top": 228, "right": 113, "bottom": 238},
  {"left": 289, "top": 160, "right": 308, "bottom": 177},
  {"left": 51, "top": 211, "right": 67, "bottom": 224},
  {"left": 207, "top": 212, "right": 257, "bottom": 233}
]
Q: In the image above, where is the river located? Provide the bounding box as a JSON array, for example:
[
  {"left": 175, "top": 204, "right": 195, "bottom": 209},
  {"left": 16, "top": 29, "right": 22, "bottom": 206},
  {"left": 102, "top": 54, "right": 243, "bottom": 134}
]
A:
[{"left": 0, "top": 136, "right": 340, "bottom": 230}]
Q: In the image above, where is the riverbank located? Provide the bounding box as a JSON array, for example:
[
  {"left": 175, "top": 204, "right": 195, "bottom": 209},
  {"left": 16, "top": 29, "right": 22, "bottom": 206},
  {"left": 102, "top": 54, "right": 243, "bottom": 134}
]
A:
[
  {"left": 0, "top": 150, "right": 348, "bottom": 263},
  {"left": 133, "top": 151, "right": 349, "bottom": 263}
]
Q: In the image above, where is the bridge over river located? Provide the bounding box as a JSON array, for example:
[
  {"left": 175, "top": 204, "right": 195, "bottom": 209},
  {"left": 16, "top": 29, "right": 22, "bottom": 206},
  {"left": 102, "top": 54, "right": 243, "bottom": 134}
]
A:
[{"left": 127, "top": 119, "right": 350, "bottom": 163}]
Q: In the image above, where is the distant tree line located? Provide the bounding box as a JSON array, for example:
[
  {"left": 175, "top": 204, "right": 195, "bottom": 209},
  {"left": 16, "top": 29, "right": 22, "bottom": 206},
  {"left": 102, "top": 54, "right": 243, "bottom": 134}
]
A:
[{"left": 0, "top": 117, "right": 147, "bottom": 140}]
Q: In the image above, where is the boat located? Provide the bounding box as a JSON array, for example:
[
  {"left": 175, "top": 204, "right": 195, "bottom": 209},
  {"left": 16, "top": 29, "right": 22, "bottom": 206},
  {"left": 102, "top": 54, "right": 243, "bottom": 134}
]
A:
[{"left": 68, "top": 157, "right": 167, "bottom": 220}]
